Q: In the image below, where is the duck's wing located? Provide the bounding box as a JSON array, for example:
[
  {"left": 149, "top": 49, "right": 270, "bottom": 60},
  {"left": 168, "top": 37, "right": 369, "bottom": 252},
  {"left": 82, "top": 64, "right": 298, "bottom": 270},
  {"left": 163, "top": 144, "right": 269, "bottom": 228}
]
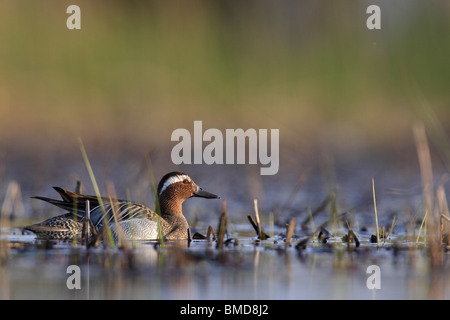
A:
[
  {"left": 97, "top": 201, "right": 160, "bottom": 228},
  {"left": 33, "top": 187, "right": 159, "bottom": 229},
  {"left": 32, "top": 187, "right": 98, "bottom": 216}
]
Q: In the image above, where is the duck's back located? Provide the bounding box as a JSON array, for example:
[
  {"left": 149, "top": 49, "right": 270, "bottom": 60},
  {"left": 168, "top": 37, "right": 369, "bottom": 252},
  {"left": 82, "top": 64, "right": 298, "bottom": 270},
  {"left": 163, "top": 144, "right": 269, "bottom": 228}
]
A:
[{"left": 28, "top": 187, "right": 163, "bottom": 240}]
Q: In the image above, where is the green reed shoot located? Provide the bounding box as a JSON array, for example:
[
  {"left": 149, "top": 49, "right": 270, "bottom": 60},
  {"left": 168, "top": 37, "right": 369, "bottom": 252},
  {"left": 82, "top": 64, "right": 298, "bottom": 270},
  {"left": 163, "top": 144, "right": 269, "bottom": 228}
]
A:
[
  {"left": 78, "top": 137, "right": 115, "bottom": 248},
  {"left": 308, "top": 206, "right": 316, "bottom": 243},
  {"left": 383, "top": 216, "right": 397, "bottom": 246},
  {"left": 416, "top": 209, "right": 428, "bottom": 246}
]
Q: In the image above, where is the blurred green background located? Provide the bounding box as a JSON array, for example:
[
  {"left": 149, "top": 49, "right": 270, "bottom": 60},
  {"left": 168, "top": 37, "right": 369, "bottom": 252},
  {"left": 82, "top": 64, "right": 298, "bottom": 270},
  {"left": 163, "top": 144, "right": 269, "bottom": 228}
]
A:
[{"left": 0, "top": 0, "right": 448, "bottom": 190}]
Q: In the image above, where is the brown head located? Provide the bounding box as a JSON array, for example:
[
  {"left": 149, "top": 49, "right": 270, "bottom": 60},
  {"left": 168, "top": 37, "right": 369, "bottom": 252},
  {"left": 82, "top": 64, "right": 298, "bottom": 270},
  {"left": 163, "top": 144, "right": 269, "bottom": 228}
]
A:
[{"left": 156, "top": 171, "right": 220, "bottom": 215}]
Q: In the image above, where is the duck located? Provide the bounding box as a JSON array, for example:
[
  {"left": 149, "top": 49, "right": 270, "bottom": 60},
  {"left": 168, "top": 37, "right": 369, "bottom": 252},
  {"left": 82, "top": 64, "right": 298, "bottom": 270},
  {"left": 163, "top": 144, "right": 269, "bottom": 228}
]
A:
[{"left": 24, "top": 171, "right": 220, "bottom": 241}]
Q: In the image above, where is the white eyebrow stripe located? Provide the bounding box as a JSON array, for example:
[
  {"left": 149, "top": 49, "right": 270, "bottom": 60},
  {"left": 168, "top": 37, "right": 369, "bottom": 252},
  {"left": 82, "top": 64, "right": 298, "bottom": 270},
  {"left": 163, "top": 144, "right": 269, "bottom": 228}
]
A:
[{"left": 159, "top": 175, "right": 190, "bottom": 195}]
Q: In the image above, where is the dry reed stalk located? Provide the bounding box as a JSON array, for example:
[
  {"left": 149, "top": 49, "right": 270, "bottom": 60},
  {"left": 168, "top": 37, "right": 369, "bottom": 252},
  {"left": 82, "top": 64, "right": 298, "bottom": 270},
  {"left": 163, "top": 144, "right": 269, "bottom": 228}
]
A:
[
  {"left": 285, "top": 218, "right": 296, "bottom": 247},
  {"left": 252, "top": 199, "right": 270, "bottom": 240},
  {"left": 85, "top": 200, "right": 90, "bottom": 249},
  {"left": 437, "top": 184, "right": 449, "bottom": 244},
  {"left": 71, "top": 181, "right": 82, "bottom": 244},
  {"left": 254, "top": 199, "right": 262, "bottom": 240},
  {"left": 0, "top": 182, "right": 15, "bottom": 295},
  {"left": 81, "top": 219, "right": 86, "bottom": 245},
  {"left": 83, "top": 200, "right": 98, "bottom": 248},
  {"left": 0, "top": 182, "right": 23, "bottom": 264},
  {"left": 0, "top": 194, "right": 10, "bottom": 265},
  {"left": 413, "top": 123, "right": 434, "bottom": 217},
  {"left": 247, "top": 215, "right": 258, "bottom": 236},
  {"left": 216, "top": 199, "right": 228, "bottom": 250},
  {"left": 372, "top": 178, "right": 380, "bottom": 247},
  {"left": 441, "top": 214, "right": 450, "bottom": 246},
  {"left": 413, "top": 122, "right": 442, "bottom": 266},
  {"left": 206, "top": 225, "right": 216, "bottom": 241},
  {"left": 1, "top": 182, "right": 24, "bottom": 220},
  {"left": 247, "top": 215, "right": 270, "bottom": 239},
  {"left": 79, "top": 208, "right": 90, "bottom": 246},
  {"left": 75, "top": 180, "right": 82, "bottom": 193},
  {"left": 187, "top": 228, "right": 192, "bottom": 246},
  {"left": 0, "top": 182, "right": 16, "bottom": 297}
]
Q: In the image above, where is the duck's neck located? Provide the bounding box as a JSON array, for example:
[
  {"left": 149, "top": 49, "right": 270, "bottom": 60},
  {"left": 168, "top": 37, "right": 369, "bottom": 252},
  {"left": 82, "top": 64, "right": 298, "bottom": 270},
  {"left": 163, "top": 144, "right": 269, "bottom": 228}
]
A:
[
  {"left": 157, "top": 197, "right": 190, "bottom": 240},
  {"left": 159, "top": 197, "right": 183, "bottom": 217}
]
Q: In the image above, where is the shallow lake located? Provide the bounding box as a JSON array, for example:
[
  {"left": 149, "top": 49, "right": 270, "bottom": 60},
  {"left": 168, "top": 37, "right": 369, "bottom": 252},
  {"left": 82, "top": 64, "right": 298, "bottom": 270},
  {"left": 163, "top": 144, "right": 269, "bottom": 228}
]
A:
[
  {"left": 1, "top": 225, "right": 449, "bottom": 300},
  {"left": 0, "top": 147, "right": 449, "bottom": 300}
]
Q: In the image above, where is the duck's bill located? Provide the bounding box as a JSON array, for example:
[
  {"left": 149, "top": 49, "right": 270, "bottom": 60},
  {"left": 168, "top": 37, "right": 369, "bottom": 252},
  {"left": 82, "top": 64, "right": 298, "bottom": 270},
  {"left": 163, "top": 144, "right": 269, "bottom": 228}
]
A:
[{"left": 193, "top": 188, "right": 220, "bottom": 199}]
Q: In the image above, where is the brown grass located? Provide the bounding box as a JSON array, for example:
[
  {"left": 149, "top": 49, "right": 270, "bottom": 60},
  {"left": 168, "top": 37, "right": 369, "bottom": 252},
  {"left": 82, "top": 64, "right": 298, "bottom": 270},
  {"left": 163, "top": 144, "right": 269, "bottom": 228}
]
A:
[{"left": 413, "top": 122, "right": 443, "bottom": 267}]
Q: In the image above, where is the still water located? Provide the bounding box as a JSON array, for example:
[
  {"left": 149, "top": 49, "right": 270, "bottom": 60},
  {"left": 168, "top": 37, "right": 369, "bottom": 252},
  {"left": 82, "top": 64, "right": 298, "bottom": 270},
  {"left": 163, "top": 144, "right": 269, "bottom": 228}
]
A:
[{"left": 1, "top": 227, "right": 449, "bottom": 300}]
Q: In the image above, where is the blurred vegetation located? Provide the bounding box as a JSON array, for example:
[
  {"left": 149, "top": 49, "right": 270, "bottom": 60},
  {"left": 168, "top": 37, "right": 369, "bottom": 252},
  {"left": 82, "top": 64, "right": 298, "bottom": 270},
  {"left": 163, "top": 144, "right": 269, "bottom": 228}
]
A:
[{"left": 0, "top": 0, "right": 448, "bottom": 159}]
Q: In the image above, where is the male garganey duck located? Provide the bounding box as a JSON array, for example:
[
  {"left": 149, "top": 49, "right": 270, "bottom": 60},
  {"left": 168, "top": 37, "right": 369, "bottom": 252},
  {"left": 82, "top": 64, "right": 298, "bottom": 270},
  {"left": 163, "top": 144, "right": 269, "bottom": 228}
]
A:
[{"left": 24, "top": 172, "right": 219, "bottom": 240}]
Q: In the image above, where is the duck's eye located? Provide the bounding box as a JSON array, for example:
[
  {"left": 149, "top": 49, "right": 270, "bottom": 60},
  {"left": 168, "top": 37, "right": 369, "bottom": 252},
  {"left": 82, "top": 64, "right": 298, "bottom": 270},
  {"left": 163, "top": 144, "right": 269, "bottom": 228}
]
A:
[{"left": 183, "top": 179, "right": 190, "bottom": 184}]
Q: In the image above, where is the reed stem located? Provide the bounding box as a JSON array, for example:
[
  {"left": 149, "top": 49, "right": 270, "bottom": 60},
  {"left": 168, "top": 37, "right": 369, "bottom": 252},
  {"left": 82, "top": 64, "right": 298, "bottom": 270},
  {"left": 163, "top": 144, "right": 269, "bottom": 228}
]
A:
[{"left": 372, "top": 178, "right": 380, "bottom": 247}]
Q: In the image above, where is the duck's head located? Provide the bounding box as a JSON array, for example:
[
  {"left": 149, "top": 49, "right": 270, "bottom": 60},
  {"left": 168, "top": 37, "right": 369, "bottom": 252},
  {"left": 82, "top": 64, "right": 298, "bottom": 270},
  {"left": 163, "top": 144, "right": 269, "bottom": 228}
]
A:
[{"left": 157, "top": 172, "right": 220, "bottom": 204}]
